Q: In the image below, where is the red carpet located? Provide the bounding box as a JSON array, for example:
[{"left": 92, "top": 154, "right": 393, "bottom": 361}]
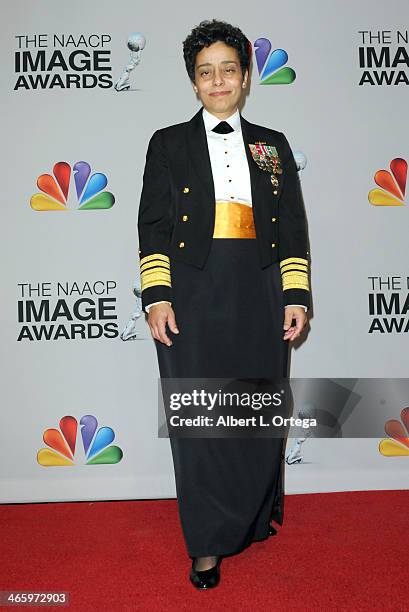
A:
[{"left": 0, "top": 490, "right": 407, "bottom": 611}]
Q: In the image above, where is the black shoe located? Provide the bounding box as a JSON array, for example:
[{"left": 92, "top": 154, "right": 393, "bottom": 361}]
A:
[
  {"left": 268, "top": 524, "right": 277, "bottom": 536},
  {"left": 189, "top": 557, "right": 221, "bottom": 590}
]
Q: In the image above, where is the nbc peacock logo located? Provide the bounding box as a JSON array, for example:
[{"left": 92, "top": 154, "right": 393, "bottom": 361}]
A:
[
  {"left": 368, "top": 157, "right": 407, "bottom": 206},
  {"left": 30, "top": 161, "right": 115, "bottom": 211},
  {"left": 253, "top": 38, "right": 296, "bottom": 85},
  {"left": 37, "top": 415, "right": 123, "bottom": 466},
  {"left": 379, "top": 407, "right": 409, "bottom": 457}
]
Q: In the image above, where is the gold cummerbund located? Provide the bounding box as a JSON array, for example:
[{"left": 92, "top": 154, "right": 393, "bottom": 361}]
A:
[{"left": 213, "top": 200, "right": 256, "bottom": 238}]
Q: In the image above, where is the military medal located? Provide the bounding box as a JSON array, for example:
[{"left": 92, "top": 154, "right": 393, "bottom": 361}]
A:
[{"left": 249, "top": 143, "right": 282, "bottom": 193}]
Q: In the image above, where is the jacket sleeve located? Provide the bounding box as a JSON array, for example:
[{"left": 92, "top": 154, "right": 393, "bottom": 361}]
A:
[
  {"left": 137, "top": 129, "right": 174, "bottom": 313},
  {"left": 278, "top": 132, "right": 311, "bottom": 310}
]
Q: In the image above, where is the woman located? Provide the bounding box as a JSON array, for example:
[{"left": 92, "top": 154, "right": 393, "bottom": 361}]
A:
[{"left": 137, "top": 19, "right": 310, "bottom": 589}]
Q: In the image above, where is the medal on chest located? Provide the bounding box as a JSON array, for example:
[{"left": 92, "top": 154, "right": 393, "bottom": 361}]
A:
[{"left": 249, "top": 143, "right": 282, "bottom": 190}]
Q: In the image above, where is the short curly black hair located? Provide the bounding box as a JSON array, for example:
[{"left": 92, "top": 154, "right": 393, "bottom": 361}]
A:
[{"left": 183, "top": 19, "right": 251, "bottom": 83}]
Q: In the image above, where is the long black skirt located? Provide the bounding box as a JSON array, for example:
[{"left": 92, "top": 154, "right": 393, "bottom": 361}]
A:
[{"left": 155, "top": 238, "right": 289, "bottom": 558}]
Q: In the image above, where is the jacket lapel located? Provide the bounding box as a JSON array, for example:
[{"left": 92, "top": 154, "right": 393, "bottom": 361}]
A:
[
  {"left": 240, "top": 114, "right": 268, "bottom": 211},
  {"left": 186, "top": 108, "right": 215, "bottom": 203}
]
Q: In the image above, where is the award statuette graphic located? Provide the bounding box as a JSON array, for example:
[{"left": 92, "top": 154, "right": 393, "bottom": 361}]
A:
[
  {"left": 114, "top": 32, "right": 146, "bottom": 92},
  {"left": 120, "top": 284, "right": 144, "bottom": 341},
  {"left": 293, "top": 151, "right": 307, "bottom": 174},
  {"left": 286, "top": 404, "right": 314, "bottom": 464}
]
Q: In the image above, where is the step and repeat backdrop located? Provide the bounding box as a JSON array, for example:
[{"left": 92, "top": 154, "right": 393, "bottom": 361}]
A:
[{"left": 1, "top": 0, "right": 408, "bottom": 502}]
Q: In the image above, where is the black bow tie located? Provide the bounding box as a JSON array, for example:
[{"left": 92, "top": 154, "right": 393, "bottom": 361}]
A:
[{"left": 212, "top": 121, "right": 234, "bottom": 134}]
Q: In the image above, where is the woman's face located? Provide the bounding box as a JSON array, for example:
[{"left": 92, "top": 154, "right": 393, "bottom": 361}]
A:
[{"left": 193, "top": 41, "right": 248, "bottom": 119}]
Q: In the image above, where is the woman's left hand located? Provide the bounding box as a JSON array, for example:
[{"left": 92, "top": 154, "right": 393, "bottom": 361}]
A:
[{"left": 283, "top": 306, "right": 308, "bottom": 341}]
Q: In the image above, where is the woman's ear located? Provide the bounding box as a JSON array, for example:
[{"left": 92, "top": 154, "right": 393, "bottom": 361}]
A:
[{"left": 192, "top": 80, "right": 198, "bottom": 93}]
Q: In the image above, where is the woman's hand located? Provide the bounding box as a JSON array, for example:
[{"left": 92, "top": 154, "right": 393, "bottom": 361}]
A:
[
  {"left": 283, "top": 306, "right": 307, "bottom": 341},
  {"left": 148, "top": 303, "right": 179, "bottom": 346}
]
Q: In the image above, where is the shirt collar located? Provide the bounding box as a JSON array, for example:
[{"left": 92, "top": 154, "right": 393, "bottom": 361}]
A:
[{"left": 202, "top": 107, "right": 241, "bottom": 134}]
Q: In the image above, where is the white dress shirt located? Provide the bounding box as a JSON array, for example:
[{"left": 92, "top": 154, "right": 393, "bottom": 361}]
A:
[
  {"left": 202, "top": 107, "right": 252, "bottom": 206},
  {"left": 144, "top": 108, "right": 307, "bottom": 313}
]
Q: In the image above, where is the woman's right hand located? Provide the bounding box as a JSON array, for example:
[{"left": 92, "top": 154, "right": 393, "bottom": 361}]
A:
[{"left": 148, "top": 303, "right": 179, "bottom": 346}]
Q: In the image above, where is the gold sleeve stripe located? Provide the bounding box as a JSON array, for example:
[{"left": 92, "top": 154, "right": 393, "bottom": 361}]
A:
[
  {"left": 140, "top": 253, "right": 170, "bottom": 265},
  {"left": 282, "top": 272, "right": 309, "bottom": 283},
  {"left": 283, "top": 282, "right": 310, "bottom": 290},
  {"left": 281, "top": 271, "right": 308, "bottom": 278},
  {"left": 282, "top": 275, "right": 309, "bottom": 289},
  {"left": 280, "top": 256, "right": 309, "bottom": 292},
  {"left": 141, "top": 277, "right": 171, "bottom": 287},
  {"left": 280, "top": 263, "right": 308, "bottom": 273},
  {"left": 282, "top": 270, "right": 308, "bottom": 276},
  {"left": 142, "top": 279, "right": 172, "bottom": 291},
  {"left": 281, "top": 270, "right": 308, "bottom": 278},
  {"left": 141, "top": 266, "right": 170, "bottom": 278},
  {"left": 139, "top": 253, "right": 172, "bottom": 292},
  {"left": 140, "top": 261, "right": 170, "bottom": 273},
  {"left": 282, "top": 276, "right": 309, "bottom": 285},
  {"left": 280, "top": 257, "right": 309, "bottom": 268},
  {"left": 141, "top": 274, "right": 172, "bottom": 291}
]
